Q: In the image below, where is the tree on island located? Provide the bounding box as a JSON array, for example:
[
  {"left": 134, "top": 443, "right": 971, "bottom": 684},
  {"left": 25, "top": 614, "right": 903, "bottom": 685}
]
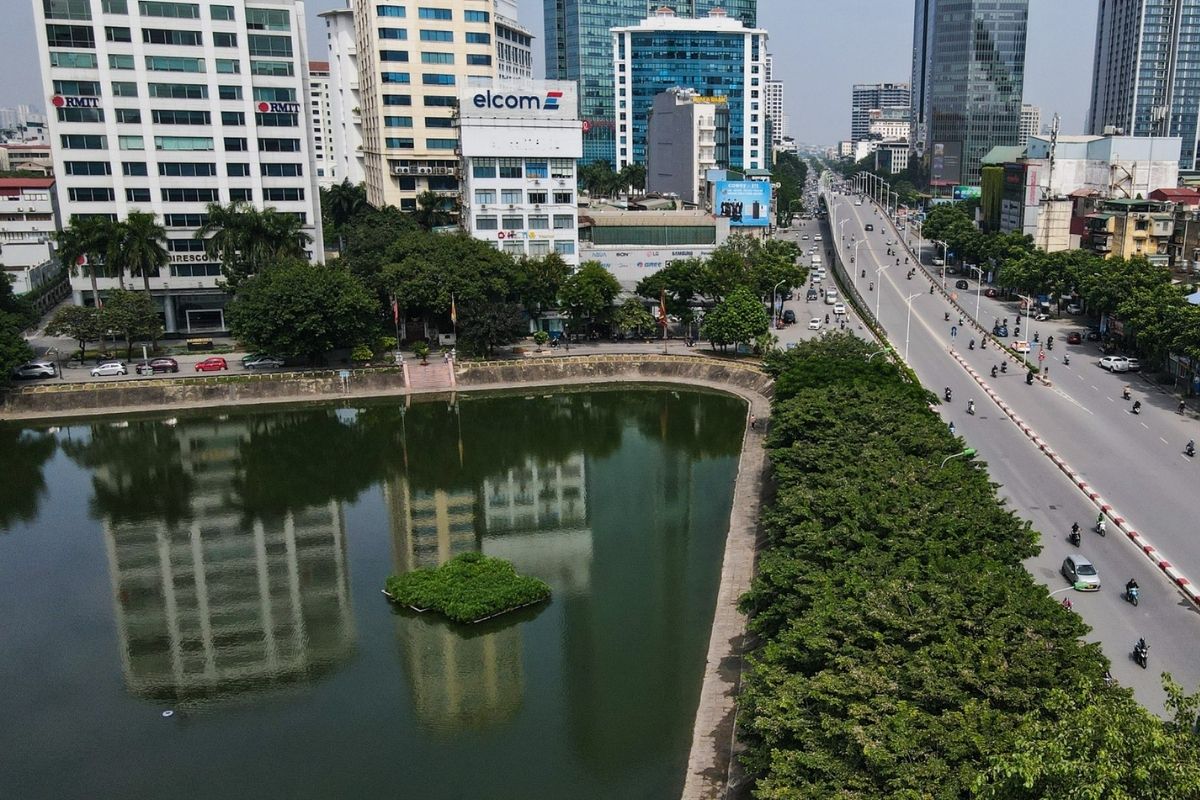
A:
[
  {"left": 701, "top": 286, "right": 770, "bottom": 352},
  {"left": 560, "top": 261, "right": 621, "bottom": 337}
]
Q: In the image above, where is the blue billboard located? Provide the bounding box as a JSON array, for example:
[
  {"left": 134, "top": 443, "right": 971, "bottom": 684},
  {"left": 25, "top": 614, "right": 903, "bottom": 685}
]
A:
[{"left": 714, "top": 180, "right": 771, "bottom": 227}]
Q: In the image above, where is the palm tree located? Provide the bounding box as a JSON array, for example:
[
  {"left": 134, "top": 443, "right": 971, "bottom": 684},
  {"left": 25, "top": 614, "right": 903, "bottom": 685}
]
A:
[
  {"left": 324, "top": 180, "right": 368, "bottom": 250},
  {"left": 260, "top": 207, "right": 312, "bottom": 262},
  {"left": 53, "top": 216, "right": 115, "bottom": 309},
  {"left": 413, "top": 190, "right": 452, "bottom": 231},
  {"left": 195, "top": 202, "right": 313, "bottom": 288},
  {"left": 119, "top": 212, "right": 169, "bottom": 293}
]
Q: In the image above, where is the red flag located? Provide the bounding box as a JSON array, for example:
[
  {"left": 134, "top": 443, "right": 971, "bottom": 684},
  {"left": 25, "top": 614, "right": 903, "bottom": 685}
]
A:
[
  {"left": 658, "top": 288, "right": 668, "bottom": 329},
  {"left": 450, "top": 293, "right": 457, "bottom": 326},
  {"left": 391, "top": 296, "right": 399, "bottom": 325}
]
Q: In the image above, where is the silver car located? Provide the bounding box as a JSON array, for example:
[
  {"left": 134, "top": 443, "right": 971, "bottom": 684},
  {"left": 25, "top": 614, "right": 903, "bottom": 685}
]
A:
[
  {"left": 13, "top": 360, "right": 56, "bottom": 379},
  {"left": 1061, "top": 555, "right": 1101, "bottom": 591},
  {"left": 91, "top": 361, "right": 128, "bottom": 377}
]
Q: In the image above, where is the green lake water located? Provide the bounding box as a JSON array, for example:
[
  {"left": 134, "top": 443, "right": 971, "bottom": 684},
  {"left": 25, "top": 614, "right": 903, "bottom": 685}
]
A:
[{"left": 0, "top": 387, "right": 743, "bottom": 799}]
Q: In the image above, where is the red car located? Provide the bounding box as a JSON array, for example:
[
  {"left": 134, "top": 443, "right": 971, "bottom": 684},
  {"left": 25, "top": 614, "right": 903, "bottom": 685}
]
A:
[
  {"left": 1066, "top": 332, "right": 1082, "bottom": 345},
  {"left": 194, "top": 356, "right": 228, "bottom": 372}
]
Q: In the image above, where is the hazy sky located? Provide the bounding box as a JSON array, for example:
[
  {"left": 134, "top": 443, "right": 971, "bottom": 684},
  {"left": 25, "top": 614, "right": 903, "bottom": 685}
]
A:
[{"left": 4, "top": 0, "right": 1098, "bottom": 146}]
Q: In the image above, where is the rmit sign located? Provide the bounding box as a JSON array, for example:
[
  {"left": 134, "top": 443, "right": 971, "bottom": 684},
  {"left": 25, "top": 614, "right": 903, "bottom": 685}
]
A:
[
  {"left": 472, "top": 90, "right": 563, "bottom": 111},
  {"left": 51, "top": 95, "right": 99, "bottom": 109},
  {"left": 256, "top": 101, "right": 301, "bottom": 114}
]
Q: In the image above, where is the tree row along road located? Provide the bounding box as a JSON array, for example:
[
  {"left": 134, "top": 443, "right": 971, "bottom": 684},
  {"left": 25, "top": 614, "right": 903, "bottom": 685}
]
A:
[{"left": 824, "top": 189, "right": 1200, "bottom": 714}]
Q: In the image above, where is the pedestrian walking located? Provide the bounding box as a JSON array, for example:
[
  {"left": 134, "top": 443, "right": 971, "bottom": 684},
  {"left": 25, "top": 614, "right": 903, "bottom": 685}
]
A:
[{"left": 749, "top": 414, "right": 757, "bottom": 430}]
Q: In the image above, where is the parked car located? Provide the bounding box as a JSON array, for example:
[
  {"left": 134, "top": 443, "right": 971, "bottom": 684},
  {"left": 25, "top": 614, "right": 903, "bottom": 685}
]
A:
[
  {"left": 984, "top": 288, "right": 998, "bottom": 298},
  {"left": 832, "top": 302, "right": 847, "bottom": 316},
  {"left": 808, "top": 317, "right": 821, "bottom": 330},
  {"left": 955, "top": 279, "right": 969, "bottom": 290},
  {"left": 91, "top": 361, "right": 127, "bottom": 377},
  {"left": 13, "top": 360, "right": 56, "bottom": 379},
  {"left": 135, "top": 357, "right": 179, "bottom": 375},
  {"left": 781, "top": 309, "right": 797, "bottom": 325},
  {"left": 1066, "top": 332, "right": 1082, "bottom": 345},
  {"left": 1099, "top": 355, "right": 1131, "bottom": 372},
  {"left": 194, "top": 356, "right": 229, "bottom": 372},
  {"left": 931, "top": 256, "right": 945, "bottom": 266},
  {"left": 1125, "top": 357, "right": 1142, "bottom": 372},
  {"left": 864, "top": 224, "right": 874, "bottom": 232},
  {"left": 1061, "top": 554, "right": 1101, "bottom": 591},
  {"left": 243, "top": 355, "right": 286, "bottom": 370},
  {"left": 1066, "top": 303, "right": 1083, "bottom": 315}
]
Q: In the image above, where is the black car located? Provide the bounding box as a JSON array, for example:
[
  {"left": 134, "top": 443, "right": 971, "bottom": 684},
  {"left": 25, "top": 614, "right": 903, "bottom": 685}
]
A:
[
  {"left": 806, "top": 289, "right": 818, "bottom": 301},
  {"left": 993, "top": 325, "right": 1009, "bottom": 337},
  {"left": 955, "top": 279, "right": 969, "bottom": 290},
  {"left": 782, "top": 309, "right": 797, "bottom": 325},
  {"left": 135, "top": 357, "right": 180, "bottom": 375},
  {"left": 864, "top": 224, "right": 874, "bottom": 231}
]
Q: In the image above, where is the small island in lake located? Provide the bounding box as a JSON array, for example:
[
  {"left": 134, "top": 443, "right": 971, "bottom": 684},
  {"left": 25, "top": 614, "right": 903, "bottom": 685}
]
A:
[{"left": 384, "top": 552, "right": 551, "bottom": 624}]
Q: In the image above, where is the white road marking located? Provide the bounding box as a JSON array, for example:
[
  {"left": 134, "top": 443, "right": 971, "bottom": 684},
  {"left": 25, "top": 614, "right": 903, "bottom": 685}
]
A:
[
  {"left": 1090, "top": 385, "right": 1099, "bottom": 391},
  {"left": 1161, "top": 437, "right": 1169, "bottom": 445},
  {"left": 1141, "top": 422, "right": 1149, "bottom": 429}
]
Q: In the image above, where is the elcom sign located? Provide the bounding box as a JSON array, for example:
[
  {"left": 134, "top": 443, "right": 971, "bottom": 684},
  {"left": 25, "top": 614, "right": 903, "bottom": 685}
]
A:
[
  {"left": 472, "top": 90, "right": 562, "bottom": 112},
  {"left": 51, "top": 95, "right": 99, "bottom": 109},
  {"left": 458, "top": 81, "right": 577, "bottom": 120}
]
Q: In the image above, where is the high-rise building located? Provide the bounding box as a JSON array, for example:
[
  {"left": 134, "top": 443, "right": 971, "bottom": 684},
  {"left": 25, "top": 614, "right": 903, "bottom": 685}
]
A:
[
  {"left": 352, "top": 0, "right": 504, "bottom": 210},
  {"left": 309, "top": 61, "right": 335, "bottom": 188},
  {"left": 613, "top": 8, "right": 767, "bottom": 171},
  {"left": 1087, "top": 0, "right": 1200, "bottom": 171},
  {"left": 32, "top": 0, "right": 323, "bottom": 332},
  {"left": 494, "top": 0, "right": 533, "bottom": 79},
  {"left": 851, "top": 82, "right": 910, "bottom": 143},
  {"left": 911, "top": 0, "right": 1029, "bottom": 186},
  {"left": 318, "top": 5, "right": 364, "bottom": 187},
  {"left": 1019, "top": 103, "right": 1040, "bottom": 146},
  {"left": 646, "top": 88, "right": 728, "bottom": 204},
  {"left": 764, "top": 54, "right": 787, "bottom": 156},
  {"left": 544, "top": 0, "right": 756, "bottom": 165}
]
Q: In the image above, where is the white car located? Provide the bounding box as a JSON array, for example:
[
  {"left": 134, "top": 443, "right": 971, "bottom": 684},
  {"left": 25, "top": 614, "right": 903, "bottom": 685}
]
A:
[
  {"left": 814, "top": 234, "right": 823, "bottom": 241},
  {"left": 801, "top": 234, "right": 809, "bottom": 240},
  {"left": 808, "top": 317, "right": 821, "bottom": 330},
  {"left": 91, "top": 361, "right": 128, "bottom": 377},
  {"left": 931, "top": 256, "right": 945, "bottom": 266},
  {"left": 1099, "top": 356, "right": 1130, "bottom": 372},
  {"left": 833, "top": 303, "right": 847, "bottom": 316}
]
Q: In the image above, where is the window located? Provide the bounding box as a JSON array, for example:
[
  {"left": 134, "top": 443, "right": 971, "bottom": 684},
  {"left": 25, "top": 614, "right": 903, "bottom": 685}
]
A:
[
  {"left": 419, "top": 29, "right": 452, "bottom": 42},
  {"left": 382, "top": 94, "right": 411, "bottom": 106},
  {"left": 526, "top": 161, "right": 548, "bottom": 178},
  {"left": 550, "top": 159, "right": 574, "bottom": 179},
  {"left": 122, "top": 161, "right": 148, "bottom": 176},
  {"left": 118, "top": 135, "right": 144, "bottom": 150},
  {"left": 102, "top": 0, "right": 128, "bottom": 12},
  {"left": 218, "top": 85, "right": 242, "bottom": 100},
  {"left": 425, "top": 116, "right": 452, "bottom": 127},
  {"left": 263, "top": 187, "right": 303, "bottom": 202},
  {"left": 164, "top": 213, "right": 207, "bottom": 226},
  {"left": 466, "top": 54, "right": 491, "bottom": 66},
  {"left": 529, "top": 240, "right": 550, "bottom": 256},
  {"left": 261, "top": 162, "right": 302, "bottom": 176},
  {"left": 426, "top": 138, "right": 456, "bottom": 150},
  {"left": 45, "top": 24, "right": 95, "bottom": 48},
  {"left": 381, "top": 71, "right": 410, "bottom": 84},
  {"left": 44, "top": 0, "right": 93, "bottom": 19},
  {"left": 252, "top": 87, "right": 295, "bottom": 102},
  {"left": 472, "top": 158, "right": 495, "bottom": 178},
  {"left": 465, "top": 32, "right": 490, "bottom": 44},
  {"left": 152, "top": 109, "right": 211, "bottom": 125},
  {"left": 50, "top": 51, "right": 98, "bottom": 68},
  {"left": 145, "top": 55, "right": 205, "bottom": 72},
  {"left": 125, "top": 188, "right": 151, "bottom": 202},
  {"left": 137, "top": 2, "right": 200, "bottom": 19},
  {"left": 384, "top": 116, "right": 412, "bottom": 127},
  {"left": 148, "top": 82, "right": 206, "bottom": 99},
  {"left": 464, "top": 10, "right": 489, "bottom": 22},
  {"left": 226, "top": 162, "right": 250, "bottom": 176},
  {"left": 475, "top": 216, "right": 497, "bottom": 230},
  {"left": 500, "top": 189, "right": 521, "bottom": 204},
  {"left": 108, "top": 54, "right": 135, "bottom": 69},
  {"left": 224, "top": 136, "right": 247, "bottom": 151},
  {"left": 498, "top": 158, "right": 521, "bottom": 179},
  {"left": 554, "top": 192, "right": 573, "bottom": 205},
  {"left": 172, "top": 263, "right": 223, "bottom": 277},
  {"left": 380, "top": 49, "right": 409, "bottom": 61},
  {"left": 379, "top": 27, "right": 406, "bottom": 39},
  {"left": 161, "top": 188, "right": 218, "bottom": 202},
  {"left": 144, "top": 27, "right": 202, "bottom": 45},
  {"left": 68, "top": 187, "right": 115, "bottom": 202},
  {"left": 255, "top": 112, "right": 297, "bottom": 127},
  {"left": 53, "top": 79, "right": 100, "bottom": 96},
  {"left": 422, "top": 52, "right": 452, "bottom": 64},
  {"left": 114, "top": 108, "right": 141, "bottom": 124},
  {"left": 64, "top": 161, "right": 111, "bottom": 176},
  {"left": 166, "top": 238, "right": 205, "bottom": 252},
  {"left": 502, "top": 215, "right": 522, "bottom": 229},
  {"left": 213, "top": 31, "right": 236, "bottom": 47},
  {"left": 105, "top": 26, "right": 132, "bottom": 42},
  {"left": 210, "top": 4, "right": 234, "bottom": 20},
  {"left": 554, "top": 240, "right": 575, "bottom": 256},
  {"left": 220, "top": 111, "right": 245, "bottom": 126},
  {"left": 215, "top": 58, "right": 240, "bottom": 74},
  {"left": 159, "top": 162, "right": 217, "bottom": 176},
  {"left": 376, "top": 4, "right": 405, "bottom": 17},
  {"left": 424, "top": 95, "right": 455, "bottom": 107},
  {"left": 528, "top": 191, "right": 548, "bottom": 204},
  {"left": 258, "top": 138, "right": 300, "bottom": 151},
  {"left": 422, "top": 73, "right": 454, "bottom": 86},
  {"left": 553, "top": 214, "right": 574, "bottom": 229},
  {"left": 502, "top": 241, "right": 524, "bottom": 255},
  {"left": 474, "top": 189, "right": 495, "bottom": 204},
  {"left": 419, "top": 7, "right": 451, "bottom": 19},
  {"left": 111, "top": 81, "right": 138, "bottom": 97},
  {"left": 153, "top": 135, "right": 213, "bottom": 151},
  {"left": 528, "top": 215, "right": 549, "bottom": 230},
  {"left": 248, "top": 34, "right": 292, "bottom": 57},
  {"left": 250, "top": 60, "right": 292, "bottom": 76},
  {"left": 385, "top": 137, "right": 414, "bottom": 148},
  {"left": 245, "top": 7, "right": 290, "bottom": 30}
]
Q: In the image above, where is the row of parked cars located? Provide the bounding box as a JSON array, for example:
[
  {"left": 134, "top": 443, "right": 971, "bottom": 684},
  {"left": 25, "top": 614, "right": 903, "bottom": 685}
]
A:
[{"left": 11, "top": 352, "right": 287, "bottom": 381}]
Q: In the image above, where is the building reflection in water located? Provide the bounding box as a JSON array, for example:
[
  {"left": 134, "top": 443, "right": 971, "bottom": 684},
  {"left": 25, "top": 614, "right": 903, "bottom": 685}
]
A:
[{"left": 100, "top": 419, "right": 355, "bottom": 704}]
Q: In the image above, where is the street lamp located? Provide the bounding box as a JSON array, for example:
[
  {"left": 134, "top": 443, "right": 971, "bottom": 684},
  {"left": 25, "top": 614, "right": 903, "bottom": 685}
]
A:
[
  {"left": 968, "top": 265, "right": 985, "bottom": 323},
  {"left": 939, "top": 448, "right": 977, "bottom": 468},
  {"left": 853, "top": 240, "right": 864, "bottom": 291},
  {"left": 932, "top": 239, "right": 949, "bottom": 286},
  {"left": 839, "top": 218, "right": 848, "bottom": 240},
  {"left": 903, "top": 291, "right": 922, "bottom": 363},
  {"left": 874, "top": 263, "right": 891, "bottom": 320},
  {"left": 772, "top": 279, "right": 786, "bottom": 328}
]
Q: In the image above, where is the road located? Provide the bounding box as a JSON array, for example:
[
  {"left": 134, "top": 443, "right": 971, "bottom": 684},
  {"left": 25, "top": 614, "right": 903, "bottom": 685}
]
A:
[{"left": 821, "top": 179, "right": 1200, "bottom": 714}]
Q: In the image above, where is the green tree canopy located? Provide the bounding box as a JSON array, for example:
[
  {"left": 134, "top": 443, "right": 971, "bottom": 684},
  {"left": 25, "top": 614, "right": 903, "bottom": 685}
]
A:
[
  {"left": 560, "top": 260, "right": 621, "bottom": 332},
  {"left": 101, "top": 288, "right": 162, "bottom": 359},
  {"left": 701, "top": 285, "right": 769, "bottom": 351},
  {"left": 44, "top": 304, "right": 102, "bottom": 358},
  {"left": 456, "top": 299, "right": 526, "bottom": 357}
]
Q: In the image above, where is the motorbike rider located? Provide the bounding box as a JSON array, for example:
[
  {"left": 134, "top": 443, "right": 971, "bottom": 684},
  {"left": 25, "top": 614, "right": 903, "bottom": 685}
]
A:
[
  {"left": 1123, "top": 385, "right": 1131, "bottom": 400},
  {"left": 968, "top": 339, "right": 975, "bottom": 350},
  {"left": 967, "top": 399, "right": 975, "bottom": 415},
  {"left": 1126, "top": 578, "right": 1139, "bottom": 597},
  {"left": 1096, "top": 513, "right": 1107, "bottom": 534},
  {"left": 991, "top": 365, "right": 998, "bottom": 378},
  {"left": 1187, "top": 439, "right": 1196, "bottom": 457},
  {"left": 1132, "top": 400, "right": 1142, "bottom": 414},
  {"left": 1000, "top": 362, "right": 1007, "bottom": 374},
  {"left": 1063, "top": 354, "right": 1070, "bottom": 365},
  {"left": 944, "top": 387, "right": 953, "bottom": 402},
  {"left": 944, "top": 312, "right": 950, "bottom": 322}
]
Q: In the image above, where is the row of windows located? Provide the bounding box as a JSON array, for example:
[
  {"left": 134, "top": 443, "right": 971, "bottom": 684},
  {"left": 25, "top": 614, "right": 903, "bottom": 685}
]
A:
[
  {"left": 383, "top": 137, "right": 456, "bottom": 150},
  {"left": 383, "top": 116, "right": 455, "bottom": 128},
  {"left": 377, "top": 7, "right": 477, "bottom": 20},
  {"left": 474, "top": 190, "right": 574, "bottom": 206},
  {"left": 494, "top": 238, "right": 576, "bottom": 257},
  {"left": 475, "top": 215, "right": 575, "bottom": 231},
  {"left": 91, "top": 54, "right": 292, "bottom": 75},
  {"left": 61, "top": 134, "right": 300, "bottom": 152},
  {"left": 471, "top": 159, "right": 575, "bottom": 180},
  {"left": 49, "top": 1, "right": 240, "bottom": 23},
  {"left": 381, "top": 94, "right": 454, "bottom": 107}
]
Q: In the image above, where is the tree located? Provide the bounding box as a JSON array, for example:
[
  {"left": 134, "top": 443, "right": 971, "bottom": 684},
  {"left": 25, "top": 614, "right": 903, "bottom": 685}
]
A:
[
  {"left": 413, "top": 190, "right": 454, "bottom": 231},
  {"left": 513, "top": 252, "right": 571, "bottom": 319},
  {"left": 101, "top": 288, "right": 162, "bottom": 359},
  {"left": 117, "top": 211, "right": 169, "bottom": 293},
  {"left": 381, "top": 231, "right": 518, "bottom": 326},
  {"left": 560, "top": 261, "right": 621, "bottom": 335},
  {"left": 456, "top": 299, "right": 526, "bottom": 357},
  {"left": 195, "top": 202, "right": 313, "bottom": 289},
  {"left": 613, "top": 297, "right": 656, "bottom": 338},
  {"left": 701, "top": 286, "right": 769, "bottom": 352},
  {"left": 227, "top": 259, "right": 377, "bottom": 363},
  {"left": 53, "top": 215, "right": 116, "bottom": 309},
  {"left": 618, "top": 163, "right": 646, "bottom": 195},
  {"left": 0, "top": 274, "right": 34, "bottom": 382},
  {"left": 44, "top": 304, "right": 102, "bottom": 358},
  {"left": 321, "top": 180, "right": 368, "bottom": 250}
]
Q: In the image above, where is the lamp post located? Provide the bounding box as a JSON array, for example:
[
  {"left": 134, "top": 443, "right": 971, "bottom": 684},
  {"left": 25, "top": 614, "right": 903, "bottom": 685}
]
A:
[
  {"left": 853, "top": 240, "right": 864, "bottom": 291},
  {"left": 1017, "top": 293, "right": 1035, "bottom": 367},
  {"left": 968, "top": 265, "right": 985, "bottom": 322},
  {"left": 772, "top": 279, "right": 786, "bottom": 328},
  {"left": 940, "top": 448, "right": 977, "bottom": 468},
  {"left": 903, "top": 291, "right": 922, "bottom": 363},
  {"left": 932, "top": 239, "right": 949, "bottom": 286},
  {"left": 839, "top": 218, "right": 848, "bottom": 240},
  {"left": 875, "top": 262, "right": 891, "bottom": 320}
]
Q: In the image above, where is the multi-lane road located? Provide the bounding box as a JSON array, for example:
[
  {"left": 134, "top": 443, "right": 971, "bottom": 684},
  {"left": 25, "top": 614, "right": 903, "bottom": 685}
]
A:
[{"left": 819, "top": 179, "right": 1200, "bottom": 714}]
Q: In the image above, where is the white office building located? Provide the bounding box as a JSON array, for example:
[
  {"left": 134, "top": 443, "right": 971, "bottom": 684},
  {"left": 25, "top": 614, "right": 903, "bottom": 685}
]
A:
[
  {"left": 494, "top": 0, "right": 532, "bottom": 80},
  {"left": 0, "top": 177, "right": 62, "bottom": 294},
  {"left": 458, "top": 79, "right": 581, "bottom": 265},
  {"left": 763, "top": 53, "right": 787, "bottom": 153},
  {"left": 309, "top": 60, "right": 335, "bottom": 187},
  {"left": 318, "top": 5, "right": 364, "bottom": 187},
  {"left": 32, "top": 0, "right": 323, "bottom": 333},
  {"left": 1019, "top": 103, "right": 1040, "bottom": 147}
]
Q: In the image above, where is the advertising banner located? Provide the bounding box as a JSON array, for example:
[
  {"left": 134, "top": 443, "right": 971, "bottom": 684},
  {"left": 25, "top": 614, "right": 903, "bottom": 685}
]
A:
[
  {"left": 930, "top": 141, "right": 962, "bottom": 186},
  {"left": 458, "top": 80, "right": 578, "bottom": 120},
  {"left": 952, "top": 185, "right": 981, "bottom": 201},
  {"left": 714, "top": 181, "right": 771, "bottom": 227}
]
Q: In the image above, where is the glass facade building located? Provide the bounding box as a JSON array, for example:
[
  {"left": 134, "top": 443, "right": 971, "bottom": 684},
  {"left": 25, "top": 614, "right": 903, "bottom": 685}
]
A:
[
  {"left": 1088, "top": 0, "right": 1200, "bottom": 171},
  {"left": 911, "top": 0, "right": 1028, "bottom": 186},
  {"left": 614, "top": 10, "right": 766, "bottom": 170},
  {"left": 544, "top": 0, "right": 755, "bottom": 164}
]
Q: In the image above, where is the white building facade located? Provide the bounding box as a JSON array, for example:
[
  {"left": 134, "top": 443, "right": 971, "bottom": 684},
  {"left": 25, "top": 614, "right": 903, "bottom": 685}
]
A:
[
  {"left": 458, "top": 79, "right": 581, "bottom": 265},
  {"left": 309, "top": 60, "right": 336, "bottom": 187},
  {"left": 1019, "top": 103, "right": 1040, "bottom": 146},
  {"left": 32, "top": 0, "right": 323, "bottom": 333},
  {"left": 494, "top": 0, "right": 531, "bottom": 80},
  {"left": 0, "top": 177, "right": 62, "bottom": 294},
  {"left": 318, "top": 5, "right": 364, "bottom": 187},
  {"left": 763, "top": 53, "right": 786, "bottom": 152}
]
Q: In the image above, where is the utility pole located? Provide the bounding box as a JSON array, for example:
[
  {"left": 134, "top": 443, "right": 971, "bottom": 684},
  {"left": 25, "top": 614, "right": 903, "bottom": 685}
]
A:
[{"left": 1041, "top": 113, "right": 1059, "bottom": 252}]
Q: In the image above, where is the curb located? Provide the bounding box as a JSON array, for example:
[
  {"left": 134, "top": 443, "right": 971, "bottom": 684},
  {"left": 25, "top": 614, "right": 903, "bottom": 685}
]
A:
[{"left": 950, "top": 348, "right": 1200, "bottom": 606}]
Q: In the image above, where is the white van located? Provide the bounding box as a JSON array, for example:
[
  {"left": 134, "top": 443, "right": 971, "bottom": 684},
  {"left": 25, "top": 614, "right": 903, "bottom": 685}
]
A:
[
  {"left": 824, "top": 288, "right": 839, "bottom": 305},
  {"left": 811, "top": 254, "right": 822, "bottom": 267}
]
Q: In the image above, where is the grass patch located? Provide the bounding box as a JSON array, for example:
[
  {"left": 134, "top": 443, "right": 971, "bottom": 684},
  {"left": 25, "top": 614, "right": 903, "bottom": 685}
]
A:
[{"left": 385, "top": 552, "right": 550, "bottom": 624}]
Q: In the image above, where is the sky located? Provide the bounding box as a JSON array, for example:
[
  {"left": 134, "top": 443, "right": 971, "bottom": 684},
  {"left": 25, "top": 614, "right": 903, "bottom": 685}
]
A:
[{"left": 3, "top": 0, "right": 1097, "bottom": 146}]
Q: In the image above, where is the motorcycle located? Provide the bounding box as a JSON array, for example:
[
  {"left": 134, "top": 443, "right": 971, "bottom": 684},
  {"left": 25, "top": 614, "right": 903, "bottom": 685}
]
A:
[
  {"left": 1063, "top": 354, "right": 1070, "bottom": 366},
  {"left": 1122, "top": 386, "right": 1131, "bottom": 400},
  {"left": 1068, "top": 524, "right": 1081, "bottom": 547},
  {"left": 1096, "top": 518, "right": 1107, "bottom": 537},
  {"left": 1133, "top": 638, "right": 1149, "bottom": 669},
  {"left": 944, "top": 387, "right": 953, "bottom": 402},
  {"left": 990, "top": 365, "right": 998, "bottom": 378},
  {"left": 966, "top": 400, "right": 976, "bottom": 415},
  {"left": 1132, "top": 401, "right": 1142, "bottom": 415},
  {"left": 1186, "top": 440, "right": 1195, "bottom": 458},
  {"left": 968, "top": 339, "right": 975, "bottom": 351},
  {"left": 1125, "top": 584, "right": 1140, "bottom": 606},
  {"left": 1000, "top": 363, "right": 1007, "bottom": 374},
  {"left": 1025, "top": 371, "right": 1034, "bottom": 385},
  {"left": 944, "top": 312, "right": 950, "bottom": 322}
]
